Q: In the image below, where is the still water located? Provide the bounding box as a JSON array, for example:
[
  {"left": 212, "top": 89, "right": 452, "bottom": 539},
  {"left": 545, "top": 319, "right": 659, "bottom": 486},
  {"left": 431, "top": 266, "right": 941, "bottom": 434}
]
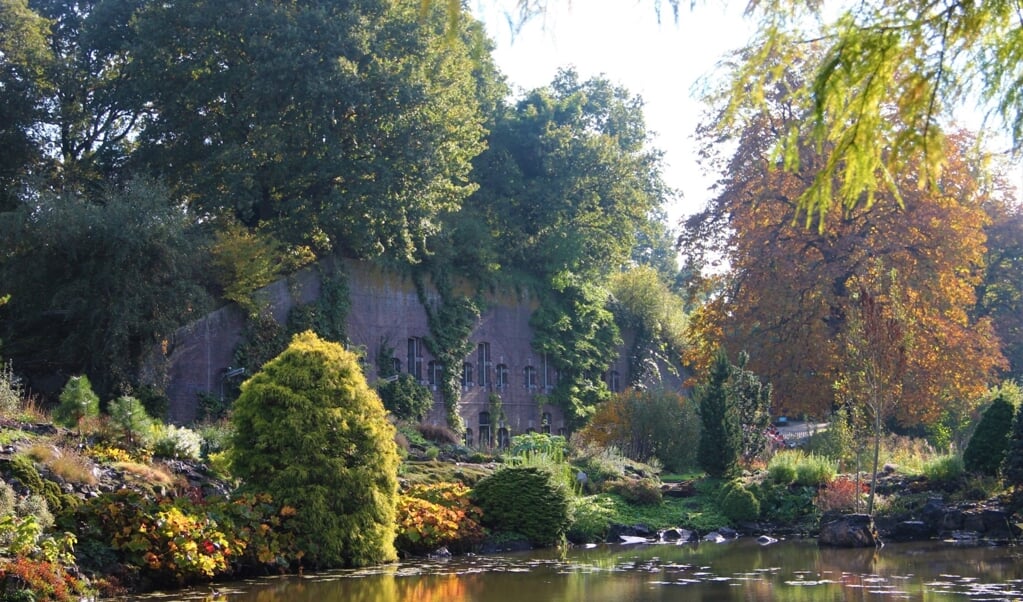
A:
[{"left": 153, "top": 539, "right": 1023, "bottom": 601}]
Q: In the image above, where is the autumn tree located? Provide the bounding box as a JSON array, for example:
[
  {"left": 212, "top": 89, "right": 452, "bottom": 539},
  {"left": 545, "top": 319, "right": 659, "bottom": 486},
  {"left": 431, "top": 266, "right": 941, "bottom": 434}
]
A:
[{"left": 682, "top": 57, "right": 1004, "bottom": 426}]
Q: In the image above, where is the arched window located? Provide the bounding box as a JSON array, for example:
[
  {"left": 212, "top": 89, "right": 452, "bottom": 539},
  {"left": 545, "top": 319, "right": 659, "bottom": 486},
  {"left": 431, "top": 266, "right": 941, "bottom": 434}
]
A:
[
  {"left": 524, "top": 365, "right": 537, "bottom": 390},
  {"left": 461, "top": 362, "right": 474, "bottom": 388},
  {"left": 542, "top": 412, "right": 552, "bottom": 434},
  {"left": 478, "top": 411, "right": 492, "bottom": 448}
]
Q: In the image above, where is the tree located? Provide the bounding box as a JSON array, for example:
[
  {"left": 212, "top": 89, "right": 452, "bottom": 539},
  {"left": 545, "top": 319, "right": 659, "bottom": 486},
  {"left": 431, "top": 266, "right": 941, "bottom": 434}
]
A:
[
  {"left": 696, "top": 349, "right": 741, "bottom": 479},
  {"left": 53, "top": 375, "right": 99, "bottom": 434},
  {"left": 682, "top": 57, "right": 1004, "bottom": 425},
  {"left": 107, "top": 395, "right": 155, "bottom": 450},
  {"left": 377, "top": 373, "right": 435, "bottom": 422},
  {"left": 964, "top": 382, "right": 1021, "bottom": 477},
  {"left": 976, "top": 194, "right": 1023, "bottom": 381},
  {"left": 0, "top": 178, "right": 212, "bottom": 397},
  {"left": 723, "top": 1, "right": 1023, "bottom": 224},
  {"left": 125, "top": 0, "right": 489, "bottom": 261},
  {"left": 729, "top": 351, "right": 772, "bottom": 464},
  {"left": 836, "top": 269, "right": 909, "bottom": 515},
  {"left": 1000, "top": 391, "right": 1023, "bottom": 499},
  {"left": 230, "top": 331, "right": 400, "bottom": 568}
]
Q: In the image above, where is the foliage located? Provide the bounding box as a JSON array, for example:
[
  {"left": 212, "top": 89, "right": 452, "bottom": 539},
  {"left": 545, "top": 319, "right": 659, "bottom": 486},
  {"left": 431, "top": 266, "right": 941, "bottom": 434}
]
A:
[
  {"left": 210, "top": 221, "right": 288, "bottom": 314},
  {"left": 976, "top": 197, "right": 1023, "bottom": 379},
  {"left": 750, "top": 482, "right": 818, "bottom": 527},
  {"left": 804, "top": 408, "right": 856, "bottom": 464},
  {"left": 767, "top": 450, "right": 799, "bottom": 485},
  {"left": 608, "top": 266, "right": 688, "bottom": 385},
  {"left": 793, "top": 454, "right": 837, "bottom": 487},
  {"left": 0, "top": 555, "right": 89, "bottom": 602},
  {"left": 577, "top": 388, "right": 699, "bottom": 473},
  {"left": 719, "top": 480, "right": 760, "bottom": 523},
  {"left": 53, "top": 376, "right": 100, "bottom": 434},
  {"left": 106, "top": 396, "right": 155, "bottom": 451},
  {"left": 151, "top": 425, "right": 202, "bottom": 461},
  {"left": 729, "top": 1, "right": 1023, "bottom": 222},
  {"left": 606, "top": 478, "right": 662, "bottom": 506},
  {"left": 696, "top": 349, "right": 741, "bottom": 478},
  {"left": 923, "top": 454, "right": 965, "bottom": 484},
  {"left": 566, "top": 495, "right": 616, "bottom": 544},
  {"left": 65, "top": 490, "right": 299, "bottom": 586},
  {"left": 0, "top": 179, "right": 213, "bottom": 398},
  {"left": 1, "top": 456, "right": 74, "bottom": 515},
  {"left": 287, "top": 263, "right": 350, "bottom": 344},
  {"left": 0, "top": 360, "right": 23, "bottom": 416},
  {"left": 684, "top": 70, "right": 1004, "bottom": 425},
  {"left": 964, "top": 383, "right": 1020, "bottom": 476},
  {"left": 233, "top": 308, "right": 288, "bottom": 377},
  {"left": 816, "top": 477, "right": 868, "bottom": 514},
  {"left": 508, "top": 432, "right": 567, "bottom": 461},
  {"left": 230, "top": 331, "right": 400, "bottom": 568},
  {"left": 395, "top": 483, "right": 484, "bottom": 555},
  {"left": 729, "top": 351, "right": 772, "bottom": 464},
  {"left": 377, "top": 374, "right": 434, "bottom": 422},
  {"left": 471, "top": 466, "right": 572, "bottom": 547},
  {"left": 1001, "top": 395, "right": 1023, "bottom": 495}
]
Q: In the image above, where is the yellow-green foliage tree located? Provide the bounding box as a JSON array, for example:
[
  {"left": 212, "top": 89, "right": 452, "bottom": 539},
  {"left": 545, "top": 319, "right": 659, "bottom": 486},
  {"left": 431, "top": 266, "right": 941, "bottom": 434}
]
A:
[{"left": 230, "top": 331, "right": 400, "bottom": 568}]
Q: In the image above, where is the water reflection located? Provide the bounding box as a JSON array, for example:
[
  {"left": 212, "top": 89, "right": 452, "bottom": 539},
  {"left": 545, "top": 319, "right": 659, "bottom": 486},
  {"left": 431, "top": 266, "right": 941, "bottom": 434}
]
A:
[{"left": 155, "top": 540, "right": 1023, "bottom": 602}]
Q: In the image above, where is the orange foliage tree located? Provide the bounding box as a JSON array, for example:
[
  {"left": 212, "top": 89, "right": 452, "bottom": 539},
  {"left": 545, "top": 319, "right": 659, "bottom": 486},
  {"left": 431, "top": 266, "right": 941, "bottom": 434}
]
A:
[{"left": 682, "top": 62, "right": 1004, "bottom": 427}]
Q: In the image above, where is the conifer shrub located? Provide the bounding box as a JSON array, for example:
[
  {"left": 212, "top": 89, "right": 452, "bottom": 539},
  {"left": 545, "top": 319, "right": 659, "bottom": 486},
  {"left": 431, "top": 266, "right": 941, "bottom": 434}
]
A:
[
  {"left": 471, "top": 465, "right": 571, "bottom": 547},
  {"left": 1001, "top": 398, "right": 1023, "bottom": 496},
  {"left": 53, "top": 375, "right": 100, "bottom": 434},
  {"left": 696, "top": 350, "right": 741, "bottom": 478},
  {"left": 964, "top": 384, "right": 1019, "bottom": 476},
  {"left": 230, "top": 331, "right": 400, "bottom": 568},
  {"left": 377, "top": 374, "right": 434, "bottom": 421},
  {"left": 719, "top": 480, "right": 760, "bottom": 523},
  {"left": 106, "top": 396, "right": 156, "bottom": 450}
]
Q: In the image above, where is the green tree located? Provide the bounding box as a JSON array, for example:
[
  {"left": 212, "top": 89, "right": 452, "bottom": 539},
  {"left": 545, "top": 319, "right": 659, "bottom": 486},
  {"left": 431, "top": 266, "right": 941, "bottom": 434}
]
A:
[
  {"left": 1000, "top": 393, "right": 1023, "bottom": 498},
  {"left": 729, "top": 351, "right": 772, "bottom": 464},
  {"left": 107, "top": 395, "right": 155, "bottom": 450},
  {"left": 964, "top": 382, "right": 1021, "bottom": 477},
  {"left": 471, "top": 465, "right": 571, "bottom": 547},
  {"left": 696, "top": 349, "right": 741, "bottom": 479},
  {"left": 53, "top": 375, "right": 99, "bottom": 434},
  {"left": 0, "top": 178, "right": 212, "bottom": 397},
  {"left": 230, "top": 331, "right": 400, "bottom": 568},
  {"left": 125, "top": 0, "right": 488, "bottom": 261}
]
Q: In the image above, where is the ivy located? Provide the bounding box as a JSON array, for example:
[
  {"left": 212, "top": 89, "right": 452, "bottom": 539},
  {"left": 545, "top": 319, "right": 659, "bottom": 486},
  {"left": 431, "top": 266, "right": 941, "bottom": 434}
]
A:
[{"left": 413, "top": 269, "right": 482, "bottom": 433}]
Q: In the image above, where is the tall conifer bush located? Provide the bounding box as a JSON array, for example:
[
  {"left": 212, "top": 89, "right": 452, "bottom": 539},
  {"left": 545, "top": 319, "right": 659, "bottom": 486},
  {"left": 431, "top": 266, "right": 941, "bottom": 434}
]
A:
[
  {"left": 231, "top": 331, "right": 400, "bottom": 568},
  {"left": 696, "top": 349, "right": 741, "bottom": 478},
  {"left": 964, "top": 382, "right": 1020, "bottom": 477}
]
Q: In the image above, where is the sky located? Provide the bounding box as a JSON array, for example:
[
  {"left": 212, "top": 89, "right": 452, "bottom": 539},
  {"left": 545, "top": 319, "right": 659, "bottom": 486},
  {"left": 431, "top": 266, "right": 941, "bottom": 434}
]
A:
[{"left": 471, "top": 1, "right": 758, "bottom": 227}]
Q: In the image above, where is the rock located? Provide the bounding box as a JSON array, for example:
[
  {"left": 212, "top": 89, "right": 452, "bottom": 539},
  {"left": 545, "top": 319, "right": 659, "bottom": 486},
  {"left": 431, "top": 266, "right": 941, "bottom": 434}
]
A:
[
  {"left": 892, "top": 520, "right": 932, "bottom": 541},
  {"left": 619, "top": 535, "right": 650, "bottom": 545},
  {"left": 607, "top": 523, "right": 656, "bottom": 543},
  {"left": 940, "top": 509, "right": 964, "bottom": 532},
  {"left": 428, "top": 547, "right": 451, "bottom": 558},
  {"left": 702, "top": 532, "right": 726, "bottom": 543},
  {"left": 659, "top": 528, "right": 694, "bottom": 542},
  {"left": 818, "top": 514, "right": 881, "bottom": 547},
  {"left": 661, "top": 481, "right": 696, "bottom": 498},
  {"left": 718, "top": 527, "right": 739, "bottom": 539},
  {"left": 757, "top": 535, "right": 778, "bottom": 545}
]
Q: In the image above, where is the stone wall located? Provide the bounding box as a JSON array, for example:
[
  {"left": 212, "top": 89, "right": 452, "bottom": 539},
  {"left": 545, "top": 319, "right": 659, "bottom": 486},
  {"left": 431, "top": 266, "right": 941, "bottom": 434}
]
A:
[{"left": 159, "top": 259, "right": 635, "bottom": 439}]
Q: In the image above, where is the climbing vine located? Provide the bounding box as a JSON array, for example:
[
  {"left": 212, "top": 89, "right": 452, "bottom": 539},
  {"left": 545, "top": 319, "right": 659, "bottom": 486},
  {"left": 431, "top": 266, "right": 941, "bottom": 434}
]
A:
[{"left": 413, "top": 269, "right": 482, "bottom": 433}]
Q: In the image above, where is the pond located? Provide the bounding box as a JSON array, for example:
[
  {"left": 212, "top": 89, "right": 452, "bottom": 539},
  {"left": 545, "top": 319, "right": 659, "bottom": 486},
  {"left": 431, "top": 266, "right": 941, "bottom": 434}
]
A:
[{"left": 142, "top": 538, "right": 1023, "bottom": 601}]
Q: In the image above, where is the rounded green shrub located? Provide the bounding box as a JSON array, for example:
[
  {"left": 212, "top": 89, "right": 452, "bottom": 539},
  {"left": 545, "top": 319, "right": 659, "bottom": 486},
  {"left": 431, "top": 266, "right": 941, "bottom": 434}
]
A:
[
  {"left": 471, "top": 465, "right": 571, "bottom": 547},
  {"left": 965, "top": 386, "right": 1018, "bottom": 476},
  {"left": 231, "top": 331, "right": 400, "bottom": 568},
  {"left": 720, "top": 481, "right": 760, "bottom": 523}
]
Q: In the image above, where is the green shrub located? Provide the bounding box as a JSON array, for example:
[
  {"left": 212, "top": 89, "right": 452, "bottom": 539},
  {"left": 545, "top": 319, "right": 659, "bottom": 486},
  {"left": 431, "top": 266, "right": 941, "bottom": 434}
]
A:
[
  {"left": 1002, "top": 397, "right": 1023, "bottom": 493},
  {"left": 964, "top": 384, "right": 1019, "bottom": 476},
  {"left": 605, "top": 478, "right": 662, "bottom": 506},
  {"left": 923, "top": 454, "right": 965, "bottom": 483},
  {"left": 719, "top": 481, "right": 760, "bottom": 523},
  {"left": 152, "top": 425, "right": 203, "bottom": 460},
  {"left": 794, "top": 453, "right": 836, "bottom": 486},
  {"left": 696, "top": 350, "right": 741, "bottom": 478},
  {"left": 231, "top": 331, "right": 400, "bottom": 568},
  {"left": 509, "top": 433, "right": 567, "bottom": 461},
  {"left": 751, "top": 482, "right": 816, "bottom": 525},
  {"left": 471, "top": 466, "right": 571, "bottom": 547},
  {"left": 0, "top": 360, "right": 23, "bottom": 416},
  {"left": 566, "top": 495, "right": 615, "bottom": 544},
  {"left": 767, "top": 450, "right": 799, "bottom": 484},
  {"left": 107, "top": 396, "right": 156, "bottom": 450},
  {"left": 377, "top": 374, "right": 434, "bottom": 421},
  {"left": 804, "top": 408, "right": 854, "bottom": 463}
]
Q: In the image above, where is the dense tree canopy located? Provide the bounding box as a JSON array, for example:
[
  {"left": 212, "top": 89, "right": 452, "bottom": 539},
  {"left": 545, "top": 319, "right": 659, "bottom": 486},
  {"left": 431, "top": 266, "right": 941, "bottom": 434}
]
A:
[{"left": 682, "top": 59, "right": 1004, "bottom": 425}]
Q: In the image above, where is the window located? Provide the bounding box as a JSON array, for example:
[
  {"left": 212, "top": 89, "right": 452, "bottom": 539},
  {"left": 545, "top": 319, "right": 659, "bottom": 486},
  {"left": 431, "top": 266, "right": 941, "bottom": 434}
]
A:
[
  {"left": 427, "top": 360, "right": 443, "bottom": 390},
  {"left": 477, "top": 342, "right": 491, "bottom": 388},
  {"left": 557, "top": 427, "right": 567, "bottom": 437},
  {"left": 464, "top": 428, "right": 473, "bottom": 447},
  {"left": 542, "top": 412, "right": 552, "bottom": 434},
  {"left": 478, "top": 411, "right": 492, "bottom": 448},
  {"left": 542, "top": 353, "right": 557, "bottom": 392},
  {"left": 407, "top": 337, "right": 423, "bottom": 381},
  {"left": 461, "top": 362, "right": 474, "bottom": 388},
  {"left": 495, "top": 363, "right": 508, "bottom": 389},
  {"left": 608, "top": 370, "right": 620, "bottom": 393},
  {"left": 524, "top": 365, "right": 537, "bottom": 390},
  {"left": 390, "top": 357, "right": 401, "bottom": 375},
  {"left": 497, "top": 427, "right": 510, "bottom": 449}
]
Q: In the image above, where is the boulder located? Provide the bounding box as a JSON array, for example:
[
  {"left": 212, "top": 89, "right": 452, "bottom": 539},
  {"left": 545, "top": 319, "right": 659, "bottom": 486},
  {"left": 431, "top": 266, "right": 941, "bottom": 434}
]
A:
[
  {"left": 818, "top": 514, "right": 881, "bottom": 547},
  {"left": 892, "top": 520, "right": 932, "bottom": 541},
  {"left": 659, "top": 528, "right": 695, "bottom": 543}
]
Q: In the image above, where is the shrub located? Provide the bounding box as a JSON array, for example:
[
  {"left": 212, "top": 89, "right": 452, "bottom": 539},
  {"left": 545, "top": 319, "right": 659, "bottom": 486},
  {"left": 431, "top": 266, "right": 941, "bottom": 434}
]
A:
[
  {"left": 16, "top": 495, "right": 53, "bottom": 531},
  {"left": 0, "top": 557, "right": 89, "bottom": 602},
  {"left": 377, "top": 374, "right": 434, "bottom": 422},
  {"left": 605, "top": 478, "right": 662, "bottom": 506},
  {"left": 964, "top": 384, "right": 1019, "bottom": 476},
  {"left": 696, "top": 349, "right": 741, "bottom": 478},
  {"left": 751, "top": 482, "right": 817, "bottom": 525},
  {"left": 816, "top": 476, "right": 867, "bottom": 513},
  {"left": 794, "top": 453, "right": 836, "bottom": 486},
  {"left": 509, "top": 432, "right": 568, "bottom": 461},
  {"left": 231, "top": 331, "right": 400, "bottom": 568},
  {"left": 2, "top": 455, "right": 74, "bottom": 515},
  {"left": 767, "top": 450, "right": 799, "bottom": 485},
  {"left": 152, "top": 425, "right": 202, "bottom": 461},
  {"left": 417, "top": 423, "right": 459, "bottom": 446},
  {"left": 106, "top": 396, "right": 156, "bottom": 450},
  {"left": 471, "top": 466, "right": 571, "bottom": 547},
  {"left": 395, "top": 483, "right": 484, "bottom": 555},
  {"left": 566, "top": 495, "right": 615, "bottom": 544},
  {"left": 923, "top": 454, "right": 964, "bottom": 483},
  {"left": 804, "top": 408, "right": 855, "bottom": 464},
  {"left": 1002, "top": 398, "right": 1023, "bottom": 494},
  {"left": 0, "top": 360, "right": 23, "bottom": 416},
  {"left": 719, "top": 481, "right": 760, "bottom": 523}
]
